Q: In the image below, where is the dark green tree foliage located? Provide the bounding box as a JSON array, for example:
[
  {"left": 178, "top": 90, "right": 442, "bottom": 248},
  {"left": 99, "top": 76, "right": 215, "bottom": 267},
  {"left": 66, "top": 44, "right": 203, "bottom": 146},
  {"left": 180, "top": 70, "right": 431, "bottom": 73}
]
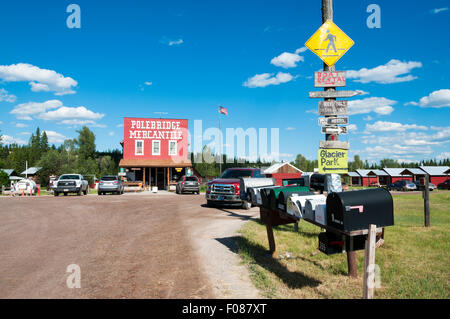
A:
[{"left": 0, "top": 169, "right": 9, "bottom": 187}]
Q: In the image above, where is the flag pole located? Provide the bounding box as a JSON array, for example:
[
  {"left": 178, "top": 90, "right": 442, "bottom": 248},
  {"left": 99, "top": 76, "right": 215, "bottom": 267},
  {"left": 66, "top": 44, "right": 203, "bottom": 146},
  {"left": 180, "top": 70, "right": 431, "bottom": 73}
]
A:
[{"left": 218, "top": 106, "right": 222, "bottom": 175}]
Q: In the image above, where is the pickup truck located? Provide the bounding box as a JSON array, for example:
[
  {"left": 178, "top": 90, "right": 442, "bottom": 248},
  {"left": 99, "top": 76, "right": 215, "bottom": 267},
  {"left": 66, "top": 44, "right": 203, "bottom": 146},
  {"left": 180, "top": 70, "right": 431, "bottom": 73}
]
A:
[
  {"left": 205, "top": 168, "right": 266, "bottom": 209},
  {"left": 54, "top": 174, "right": 89, "bottom": 196}
]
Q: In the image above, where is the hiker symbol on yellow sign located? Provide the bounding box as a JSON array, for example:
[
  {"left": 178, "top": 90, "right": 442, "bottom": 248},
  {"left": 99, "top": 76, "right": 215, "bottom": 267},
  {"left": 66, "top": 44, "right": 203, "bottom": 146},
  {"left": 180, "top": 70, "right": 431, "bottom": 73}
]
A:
[{"left": 305, "top": 20, "right": 354, "bottom": 67}]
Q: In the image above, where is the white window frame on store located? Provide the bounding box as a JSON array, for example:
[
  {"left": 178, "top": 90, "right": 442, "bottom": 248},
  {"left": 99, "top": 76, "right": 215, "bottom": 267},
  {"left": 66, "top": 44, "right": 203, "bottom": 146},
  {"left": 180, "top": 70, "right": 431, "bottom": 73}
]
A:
[
  {"left": 152, "top": 140, "right": 161, "bottom": 156},
  {"left": 168, "top": 140, "right": 177, "bottom": 156},
  {"left": 135, "top": 140, "right": 144, "bottom": 156}
]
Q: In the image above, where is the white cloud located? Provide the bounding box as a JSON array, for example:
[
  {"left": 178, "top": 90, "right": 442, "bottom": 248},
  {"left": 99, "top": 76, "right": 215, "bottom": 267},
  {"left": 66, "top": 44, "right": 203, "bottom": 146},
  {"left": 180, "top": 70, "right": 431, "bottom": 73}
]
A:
[
  {"left": 109, "top": 131, "right": 114, "bottom": 136},
  {"left": 117, "top": 123, "right": 124, "bottom": 128},
  {"left": 168, "top": 39, "right": 183, "bottom": 46},
  {"left": 348, "top": 124, "right": 358, "bottom": 132},
  {"left": 19, "top": 132, "right": 31, "bottom": 135},
  {"left": 10, "top": 100, "right": 63, "bottom": 120},
  {"left": 417, "top": 89, "right": 450, "bottom": 108},
  {"left": 431, "top": 7, "right": 448, "bottom": 14},
  {"left": 243, "top": 72, "right": 294, "bottom": 88},
  {"left": 1, "top": 135, "right": 26, "bottom": 145},
  {"left": 15, "top": 123, "right": 28, "bottom": 128},
  {"left": 271, "top": 52, "right": 304, "bottom": 69},
  {"left": 404, "top": 101, "right": 418, "bottom": 106},
  {"left": 0, "top": 121, "right": 3, "bottom": 124},
  {"left": 44, "top": 130, "right": 67, "bottom": 143},
  {"left": 0, "top": 63, "right": 77, "bottom": 95},
  {"left": 59, "top": 119, "right": 106, "bottom": 128},
  {"left": 363, "top": 145, "right": 434, "bottom": 158},
  {"left": 295, "top": 47, "right": 307, "bottom": 54},
  {"left": 363, "top": 115, "right": 373, "bottom": 121},
  {"left": 144, "top": 81, "right": 153, "bottom": 86},
  {"left": 38, "top": 106, "right": 104, "bottom": 121},
  {"left": 285, "top": 127, "right": 296, "bottom": 131},
  {"left": 0, "top": 88, "right": 17, "bottom": 103},
  {"left": 436, "top": 152, "right": 450, "bottom": 160},
  {"left": 348, "top": 97, "right": 396, "bottom": 115},
  {"left": 346, "top": 59, "right": 422, "bottom": 84},
  {"left": 365, "top": 121, "right": 428, "bottom": 132}
]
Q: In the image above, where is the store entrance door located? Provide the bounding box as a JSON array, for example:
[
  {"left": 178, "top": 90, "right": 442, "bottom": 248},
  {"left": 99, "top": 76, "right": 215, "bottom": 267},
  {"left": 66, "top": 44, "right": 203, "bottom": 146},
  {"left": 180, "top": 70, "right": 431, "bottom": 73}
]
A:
[{"left": 157, "top": 167, "right": 165, "bottom": 190}]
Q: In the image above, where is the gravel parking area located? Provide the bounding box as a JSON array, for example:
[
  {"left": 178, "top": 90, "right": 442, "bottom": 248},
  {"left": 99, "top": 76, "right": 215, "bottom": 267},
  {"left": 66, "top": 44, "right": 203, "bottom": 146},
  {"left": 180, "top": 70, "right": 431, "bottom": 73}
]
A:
[{"left": 0, "top": 192, "right": 259, "bottom": 298}]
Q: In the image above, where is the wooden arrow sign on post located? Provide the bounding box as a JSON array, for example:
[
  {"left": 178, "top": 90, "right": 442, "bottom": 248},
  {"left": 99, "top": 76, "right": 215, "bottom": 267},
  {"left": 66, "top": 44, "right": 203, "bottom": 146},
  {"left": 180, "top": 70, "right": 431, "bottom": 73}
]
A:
[
  {"left": 309, "top": 90, "right": 361, "bottom": 98},
  {"left": 318, "top": 117, "right": 348, "bottom": 126},
  {"left": 318, "top": 100, "right": 348, "bottom": 116},
  {"left": 321, "top": 126, "right": 348, "bottom": 135}
]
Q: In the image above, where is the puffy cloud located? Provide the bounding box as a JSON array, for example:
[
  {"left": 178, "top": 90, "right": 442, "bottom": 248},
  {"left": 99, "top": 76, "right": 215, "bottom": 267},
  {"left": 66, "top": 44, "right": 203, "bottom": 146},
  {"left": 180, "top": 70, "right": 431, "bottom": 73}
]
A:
[
  {"left": 1, "top": 135, "right": 26, "bottom": 145},
  {"left": 417, "top": 89, "right": 450, "bottom": 108},
  {"left": 144, "top": 81, "right": 153, "bottom": 86},
  {"left": 436, "top": 152, "right": 450, "bottom": 160},
  {"left": 271, "top": 52, "right": 304, "bottom": 69},
  {"left": 285, "top": 127, "right": 296, "bottom": 131},
  {"left": 38, "top": 106, "right": 104, "bottom": 121},
  {"left": 346, "top": 59, "right": 422, "bottom": 84},
  {"left": 348, "top": 97, "right": 396, "bottom": 115},
  {"left": 59, "top": 119, "right": 106, "bottom": 128},
  {"left": 348, "top": 124, "right": 358, "bottom": 132},
  {"left": 0, "top": 88, "right": 16, "bottom": 103},
  {"left": 15, "top": 123, "right": 28, "bottom": 128},
  {"left": 365, "top": 121, "right": 428, "bottom": 132},
  {"left": 10, "top": 100, "right": 63, "bottom": 120},
  {"left": 295, "top": 47, "right": 307, "bottom": 54},
  {"left": 243, "top": 72, "right": 294, "bottom": 88},
  {"left": 44, "top": 130, "right": 67, "bottom": 143},
  {"left": 0, "top": 63, "right": 77, "bottom": 95}
]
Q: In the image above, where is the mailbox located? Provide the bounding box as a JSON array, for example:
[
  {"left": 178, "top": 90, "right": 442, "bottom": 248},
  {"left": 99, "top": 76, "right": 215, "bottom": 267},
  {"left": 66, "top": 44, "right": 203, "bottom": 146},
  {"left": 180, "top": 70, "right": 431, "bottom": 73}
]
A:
[
  {"left": 286, "top": 194, "right": 327, "bottom": 219},
  {"left": 303, "top": 196, "right": 327, "bottom": 220},
  {"left": 268, "top": 186, "right": 310, "bottom": 211},
  {"left": 318, "top": 231, "right": 367, "bottom": 255},
  {"left": 326, "top": 188, "right": 394, "bottom": 232},
  {"left": 276, "top": 188, "right": 313, "bottom": 212},
  {"left": 310, "top": 173, "right": 326, "bottom": 191}
]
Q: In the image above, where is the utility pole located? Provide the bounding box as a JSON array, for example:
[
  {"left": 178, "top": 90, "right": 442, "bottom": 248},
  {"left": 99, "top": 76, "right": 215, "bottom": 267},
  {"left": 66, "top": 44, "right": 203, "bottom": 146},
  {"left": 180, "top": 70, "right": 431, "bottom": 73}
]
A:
[
  {"left": 321, "top": 0, "right": 357, "bottom": 278},
  {"left": 424, "top": 174, "right": 430, "bottom": 227},
  {"left": 218, "top": 108, "right": 222, "bottom": 175}
]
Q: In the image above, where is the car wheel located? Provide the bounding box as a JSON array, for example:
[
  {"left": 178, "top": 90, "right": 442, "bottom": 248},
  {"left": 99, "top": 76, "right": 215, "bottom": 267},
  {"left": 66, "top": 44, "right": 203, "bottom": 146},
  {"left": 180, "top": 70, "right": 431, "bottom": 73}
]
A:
[
  {"left": 206, "top": 200, "right": 215, "bottom": 207},
  {"left": 98, "top": 192, "right": 102, "bottom": 196},
  {"left": 64, "top": 193, "right": 68, "bottom": 196},
  {"left": 77, "top": 189, "right": 82, "bottom": 196},
  {"left": 54, "top": 192, "right": 59, "bottom": 197},
  {"left": 84, "top": 188, "right": 88, "bottom": 195}
]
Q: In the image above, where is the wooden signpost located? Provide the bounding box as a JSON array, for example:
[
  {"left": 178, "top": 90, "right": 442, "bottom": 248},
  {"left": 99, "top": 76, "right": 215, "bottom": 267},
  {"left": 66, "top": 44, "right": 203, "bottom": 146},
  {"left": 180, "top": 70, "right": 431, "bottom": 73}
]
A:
[
  {"left": 309, "top": 90, "right": 361, "bottom": 98},
  {"left": 315, "top": 71, "right": 346, "bottom": 87},
  {"left": 318, "top": 100, "right": 348, "bottom": 116},
  {"left": 318, "top": 116, "right": 348, "bottom": 126},
  {"left": 321, "top": 126, "right": 347, "bottom": 135},
  {"left": 320, "top": 140, "right": 349, "bottom": 150}
]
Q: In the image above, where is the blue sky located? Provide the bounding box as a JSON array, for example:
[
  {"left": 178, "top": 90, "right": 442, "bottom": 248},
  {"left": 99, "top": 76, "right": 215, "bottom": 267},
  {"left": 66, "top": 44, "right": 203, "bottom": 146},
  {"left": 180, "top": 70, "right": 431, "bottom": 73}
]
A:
[{"left": 0, "top": 0, "right": 449, "bottom": 164}]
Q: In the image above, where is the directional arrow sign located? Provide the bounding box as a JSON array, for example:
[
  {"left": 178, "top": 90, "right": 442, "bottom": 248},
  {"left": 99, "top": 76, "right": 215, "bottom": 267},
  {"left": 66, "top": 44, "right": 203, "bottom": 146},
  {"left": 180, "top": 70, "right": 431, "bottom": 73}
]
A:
[
  {"left": 320, "top": 140, "right": 349, "bottom": 150},
  {"left": 318, "top": 117, "right": 349, "bottom": 126},
  {"left": 309, "top": 90, "right": 361, "bottom": 99},
  {"left": 318, "top": 100, "right": 348, "bottom": 116},
  {"left": 321, "top": 126, "right": 348, "bottom": 134}
]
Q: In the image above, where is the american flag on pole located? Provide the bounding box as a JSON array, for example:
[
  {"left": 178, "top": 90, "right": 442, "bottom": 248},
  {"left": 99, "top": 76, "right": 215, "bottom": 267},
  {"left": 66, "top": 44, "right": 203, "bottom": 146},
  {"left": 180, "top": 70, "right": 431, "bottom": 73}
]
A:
[{"left": 218, "top": 106, "right": 228, "bottom": 116}]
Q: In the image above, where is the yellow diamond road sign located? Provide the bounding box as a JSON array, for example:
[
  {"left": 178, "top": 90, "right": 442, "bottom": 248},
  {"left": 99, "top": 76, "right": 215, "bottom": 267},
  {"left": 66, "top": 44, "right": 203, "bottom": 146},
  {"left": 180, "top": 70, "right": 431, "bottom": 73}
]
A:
[{"left": 305, "top": 20, "right": 354, "bottom": 66}]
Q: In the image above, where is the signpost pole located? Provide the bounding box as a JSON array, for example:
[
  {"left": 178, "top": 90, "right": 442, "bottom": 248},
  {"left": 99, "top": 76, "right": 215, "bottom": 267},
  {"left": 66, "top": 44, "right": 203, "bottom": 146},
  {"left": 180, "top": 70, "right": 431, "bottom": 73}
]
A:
[
  {"left": 424, "top": 174, "right": 430, "bottom": 227},
  {"left": 218, "top": 107, "right": 222, "bottom": 175},
  {"left": 321, "top": 0, "right": 357, "bottom": 278}
]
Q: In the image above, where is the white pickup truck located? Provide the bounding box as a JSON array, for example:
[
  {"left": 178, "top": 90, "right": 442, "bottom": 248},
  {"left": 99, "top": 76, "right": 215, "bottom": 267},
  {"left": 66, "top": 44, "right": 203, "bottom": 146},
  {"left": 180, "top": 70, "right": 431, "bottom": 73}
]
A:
[{"left": 54, "top": 174, "right": 89, "bottom": 196}]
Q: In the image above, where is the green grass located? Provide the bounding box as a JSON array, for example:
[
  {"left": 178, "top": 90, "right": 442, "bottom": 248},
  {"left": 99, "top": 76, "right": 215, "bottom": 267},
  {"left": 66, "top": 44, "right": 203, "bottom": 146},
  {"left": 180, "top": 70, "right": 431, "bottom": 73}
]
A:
[{"left": 236, "top": 191, "right": 450, "bottom": 299}]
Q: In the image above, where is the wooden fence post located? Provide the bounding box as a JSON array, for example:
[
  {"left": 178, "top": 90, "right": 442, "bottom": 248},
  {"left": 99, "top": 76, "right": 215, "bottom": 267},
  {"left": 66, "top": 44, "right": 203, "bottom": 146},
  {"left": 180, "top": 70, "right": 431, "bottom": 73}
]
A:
[{"left": 363, "top": 224, "right": 377, "bottom": 299}]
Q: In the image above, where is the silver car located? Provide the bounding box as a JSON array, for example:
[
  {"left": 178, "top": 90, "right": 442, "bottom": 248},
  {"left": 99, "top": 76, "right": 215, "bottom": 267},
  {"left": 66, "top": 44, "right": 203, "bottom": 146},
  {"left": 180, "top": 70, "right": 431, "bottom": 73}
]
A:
[{"left": 98, "top": 175, "right": 124, "bottom": 195}]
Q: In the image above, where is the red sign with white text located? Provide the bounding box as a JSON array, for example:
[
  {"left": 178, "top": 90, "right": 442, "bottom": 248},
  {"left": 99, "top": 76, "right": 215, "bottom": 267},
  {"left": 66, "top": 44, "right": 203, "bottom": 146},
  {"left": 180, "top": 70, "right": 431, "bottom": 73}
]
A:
[{"left": 123, "top": 117, "right": 189, "bottom": 161}]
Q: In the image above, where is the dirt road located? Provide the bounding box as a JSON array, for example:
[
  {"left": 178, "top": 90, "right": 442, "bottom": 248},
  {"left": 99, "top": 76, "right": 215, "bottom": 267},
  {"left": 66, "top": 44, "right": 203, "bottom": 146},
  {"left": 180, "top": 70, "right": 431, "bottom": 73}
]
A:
[{"left": 0, "top": 193, "right": 260, "bottom": 298}]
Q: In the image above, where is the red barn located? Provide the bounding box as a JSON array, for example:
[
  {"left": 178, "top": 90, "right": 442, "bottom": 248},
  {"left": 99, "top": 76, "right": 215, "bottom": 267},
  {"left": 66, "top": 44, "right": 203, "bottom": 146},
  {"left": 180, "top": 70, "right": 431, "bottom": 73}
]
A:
[
  {"left": 383, "top": 168, "right": 413, "bottom": 185},
  {"left": 118, "top": 117, "right": 192, "bottom": 190},
  {"left": 419, "top": 166, "right": 450, "bottom": 185},
  {"left": 263, "top": 162, "right": 303, "bottom": 186},
  {"left": 356, "top": 169, "right": 379, "bottom": 186}
]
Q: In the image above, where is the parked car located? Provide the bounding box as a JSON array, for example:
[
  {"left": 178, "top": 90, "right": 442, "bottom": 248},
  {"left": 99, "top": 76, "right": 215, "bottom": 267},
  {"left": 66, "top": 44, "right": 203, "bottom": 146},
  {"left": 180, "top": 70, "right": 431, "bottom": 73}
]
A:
[
  {"left": 15, "top": 179, "right": 38, "bottom": 194},
  {"left": 176, "top": 175, "right": 200, "bottom": 194},
  {"left": 388, "top": 180, "right": 417, "bottom": 191},
  {"left": 54, "top": 174, "right": 89, "bottom": 196},
  {"left": 205, "top": 168, "right": 266, "bottom": 209},
  {"left": 437, "top": 179, "right": 450, "bottom": 190},
  {"left": 414, "top": 181, "right": 436, "bottom": 191},
  {"left": 98, "top": 175, "right": 124, "bottom": 195}
]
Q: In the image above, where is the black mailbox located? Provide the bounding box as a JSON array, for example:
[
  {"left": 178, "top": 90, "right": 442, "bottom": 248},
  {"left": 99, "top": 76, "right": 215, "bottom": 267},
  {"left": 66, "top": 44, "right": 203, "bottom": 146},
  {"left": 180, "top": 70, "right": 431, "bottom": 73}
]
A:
[
  {"left": 318, "top": 231, "right": 367, "bottom": 255},
  {"left": 326, "top": 188, "right": 394, "bottom": 232},
  {"left": 310, "top": 173, "right": 326, "bottom": 191}
]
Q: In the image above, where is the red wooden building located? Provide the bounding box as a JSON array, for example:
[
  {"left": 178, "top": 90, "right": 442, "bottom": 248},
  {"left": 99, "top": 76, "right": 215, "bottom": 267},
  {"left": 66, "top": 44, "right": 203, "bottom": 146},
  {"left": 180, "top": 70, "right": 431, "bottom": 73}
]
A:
[
  {"left": 263, "top": 162, "right": 303, "bottom": 186},
  {"left": 118, "top": 117, "right": 192, "bottom": 190},
  {"left": 382, "top": 168, "right": 412, "bottom": 185},
  {"left": 418, "top": 166, "right": 450, "bottom": 185},
  {"left": 356, "top": 169, "right": 379, "bottom": 186}
]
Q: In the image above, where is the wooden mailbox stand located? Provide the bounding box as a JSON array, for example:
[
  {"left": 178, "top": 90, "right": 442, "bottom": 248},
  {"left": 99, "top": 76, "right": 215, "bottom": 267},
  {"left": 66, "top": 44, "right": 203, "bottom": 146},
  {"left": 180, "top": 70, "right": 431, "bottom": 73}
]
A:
[{"left": 260, "top": 207, "right": 384, "bottom": 284}]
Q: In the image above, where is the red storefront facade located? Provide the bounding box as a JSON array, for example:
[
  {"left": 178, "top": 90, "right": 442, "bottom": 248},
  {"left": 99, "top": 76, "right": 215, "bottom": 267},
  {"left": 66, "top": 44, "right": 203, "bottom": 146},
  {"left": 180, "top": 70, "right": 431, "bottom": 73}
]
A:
[{"left": 119, "top": 117, "right": 192, "bottom": 190}]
